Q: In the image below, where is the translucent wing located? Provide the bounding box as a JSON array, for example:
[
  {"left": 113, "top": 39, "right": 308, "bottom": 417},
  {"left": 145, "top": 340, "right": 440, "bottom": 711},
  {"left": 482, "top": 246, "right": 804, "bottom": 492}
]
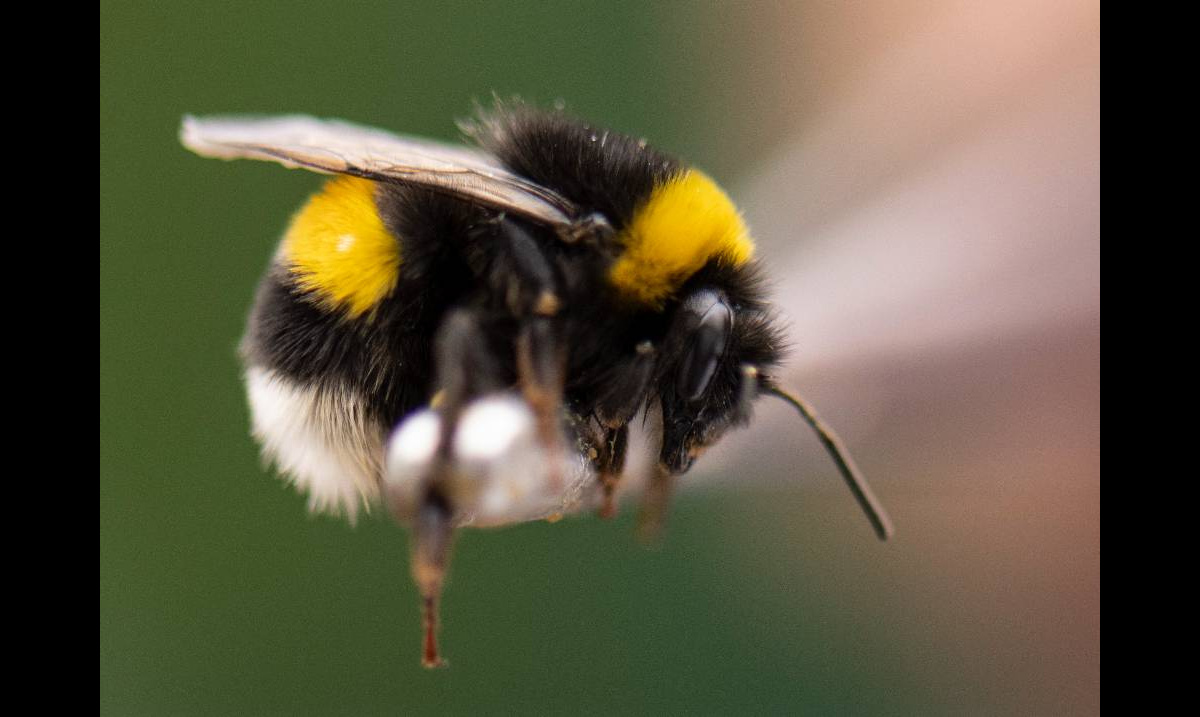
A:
[{"left": 180, "top": 114, "right": 584, "bottom": 234}]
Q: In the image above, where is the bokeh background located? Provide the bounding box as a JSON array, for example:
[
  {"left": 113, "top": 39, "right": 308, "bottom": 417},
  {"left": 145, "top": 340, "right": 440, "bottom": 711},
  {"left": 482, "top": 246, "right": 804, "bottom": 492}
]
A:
[{"left": 100, "top": 1, "right": 1099, "bottom": 714}]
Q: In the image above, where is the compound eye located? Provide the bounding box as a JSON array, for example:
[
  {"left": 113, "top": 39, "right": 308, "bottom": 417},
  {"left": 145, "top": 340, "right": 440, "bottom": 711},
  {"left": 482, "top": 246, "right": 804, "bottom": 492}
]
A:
[{"left": 677, "top": 299, "right": 732, "bottom": 402}]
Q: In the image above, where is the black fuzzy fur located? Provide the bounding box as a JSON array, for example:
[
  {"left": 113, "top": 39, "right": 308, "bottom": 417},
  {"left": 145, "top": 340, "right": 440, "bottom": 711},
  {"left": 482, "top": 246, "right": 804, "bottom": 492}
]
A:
[{"left": 467, "top": 103, "right": 681, "bottom": 234}]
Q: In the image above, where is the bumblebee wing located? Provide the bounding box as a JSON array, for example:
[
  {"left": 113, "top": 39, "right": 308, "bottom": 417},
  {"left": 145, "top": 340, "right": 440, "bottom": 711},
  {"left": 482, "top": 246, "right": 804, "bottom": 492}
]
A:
[{"left": 180, "top": 114, "right": 581, "bottom": 231}]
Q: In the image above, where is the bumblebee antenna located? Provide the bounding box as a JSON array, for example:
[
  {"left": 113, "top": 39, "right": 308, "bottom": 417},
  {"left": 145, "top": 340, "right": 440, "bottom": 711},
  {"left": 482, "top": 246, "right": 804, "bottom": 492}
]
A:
[{"left": 765, "top": 383, "right": 894, "bottom": 541}]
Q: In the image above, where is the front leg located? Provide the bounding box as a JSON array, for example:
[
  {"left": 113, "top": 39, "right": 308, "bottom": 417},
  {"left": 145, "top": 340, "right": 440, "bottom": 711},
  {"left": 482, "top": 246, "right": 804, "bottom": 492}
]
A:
[
  {"left": 591, "top": 341, "right": 656, "bottom": 516},
  {"left": 636, "top": 463, "right": 676, "bottom": 545}
]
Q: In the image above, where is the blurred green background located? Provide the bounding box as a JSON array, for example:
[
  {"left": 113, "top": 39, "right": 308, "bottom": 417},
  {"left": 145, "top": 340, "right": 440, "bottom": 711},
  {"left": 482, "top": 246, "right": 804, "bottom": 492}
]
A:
[{"left": 101, "top": 1, "right": 1099, "bottom": 714}]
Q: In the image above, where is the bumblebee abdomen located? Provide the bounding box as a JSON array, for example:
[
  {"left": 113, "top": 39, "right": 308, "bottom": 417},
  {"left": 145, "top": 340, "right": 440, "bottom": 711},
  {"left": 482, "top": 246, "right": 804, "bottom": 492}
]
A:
[
  {"left": 243, "top": 177, "right": 484, "bottom": 434},
  {"left": 245, "top": 365, "right": 385, "bottom": 519},
  {"left": 240, "top": 176, "right": 434, "bottom": 518}
]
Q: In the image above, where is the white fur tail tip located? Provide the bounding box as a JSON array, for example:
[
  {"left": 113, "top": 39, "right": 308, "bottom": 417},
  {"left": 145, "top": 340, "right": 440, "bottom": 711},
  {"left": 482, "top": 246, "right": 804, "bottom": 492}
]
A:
[{"left": 245, "top": 367, "right": 384, "bottom": 522}]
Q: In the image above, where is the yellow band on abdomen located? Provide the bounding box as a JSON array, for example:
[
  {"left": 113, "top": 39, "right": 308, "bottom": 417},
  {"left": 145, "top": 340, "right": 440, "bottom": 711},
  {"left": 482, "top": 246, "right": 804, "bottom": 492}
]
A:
[{"left": 281, "top": 176, "right": 401, "bottom": 317}]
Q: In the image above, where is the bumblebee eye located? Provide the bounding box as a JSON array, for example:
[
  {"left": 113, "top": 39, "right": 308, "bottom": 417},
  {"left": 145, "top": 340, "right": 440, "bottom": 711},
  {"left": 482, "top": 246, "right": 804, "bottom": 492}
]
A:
[{"left": 677, "top": 297, "right": 732, "bottom": 402}]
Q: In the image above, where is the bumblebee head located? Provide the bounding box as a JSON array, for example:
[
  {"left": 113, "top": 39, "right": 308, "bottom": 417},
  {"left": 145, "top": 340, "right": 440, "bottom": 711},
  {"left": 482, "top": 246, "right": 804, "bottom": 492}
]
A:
[
  {"left": 569, "top": 141, "right": 780, "bottom": 473},
  {"left": 647, "top": 271, "right": 893, "bottom": 541},
  {"left": 656, "top": 281, "right": 782, "bottom": 474}
]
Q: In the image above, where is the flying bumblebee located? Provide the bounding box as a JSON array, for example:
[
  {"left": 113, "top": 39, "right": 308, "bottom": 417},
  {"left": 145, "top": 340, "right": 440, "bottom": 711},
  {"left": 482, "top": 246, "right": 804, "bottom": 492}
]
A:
[{"left": 181, "top": 103, "right": 893, "bottom": 668}]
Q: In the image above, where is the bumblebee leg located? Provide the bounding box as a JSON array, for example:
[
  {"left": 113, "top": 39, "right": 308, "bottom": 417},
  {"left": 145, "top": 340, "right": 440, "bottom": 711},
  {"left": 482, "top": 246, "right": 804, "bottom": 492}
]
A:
[
  {"left": 636, "top": 462, "right": 676, "bottom": 545},
  {"left": 586, "top": 341, "right": 656, "bottom": 518},
  {"left": 406, "top": 308, "right": 502, "bottom": 669},
  {"left": 516, "top": 317, "right": 567, "bottom": 488},
  {"left": 596, "top": 424, "right": 629, "bottom": 520},
  {"left": 594, "top": 340, "right": 656, "bottom": 429},
  {"left": 431, "top": 308, "right": 503, "bottom": 433},
  {"left": 497, "top": 218, "right": 570, "bottom": 488},
  {"left": 496, "top": 216, "right": 562, "bottom": 318},
  {"left": 411, "top": 492, "right": 453, "bottom": 668}
]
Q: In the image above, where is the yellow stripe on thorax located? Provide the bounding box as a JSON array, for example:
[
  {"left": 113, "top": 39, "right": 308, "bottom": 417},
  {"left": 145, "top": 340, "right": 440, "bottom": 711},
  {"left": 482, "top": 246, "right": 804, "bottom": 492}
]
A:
[
  {"left": 281, "top": 176, "right": 400, "bottom": 317},
  {"left": 608, "top": 169, "right": 754, "bottom": 308}
]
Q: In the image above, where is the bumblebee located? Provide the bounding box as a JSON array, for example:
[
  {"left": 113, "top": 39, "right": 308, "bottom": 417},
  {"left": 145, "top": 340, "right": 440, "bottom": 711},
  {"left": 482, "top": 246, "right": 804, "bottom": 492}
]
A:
[{"left": 181, "top": 104, "right": 892, "bottom": 668}]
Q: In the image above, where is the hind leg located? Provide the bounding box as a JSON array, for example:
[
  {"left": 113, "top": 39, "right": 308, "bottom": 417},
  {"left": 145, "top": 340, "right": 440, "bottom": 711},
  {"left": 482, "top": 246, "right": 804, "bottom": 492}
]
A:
[{"left": 398, "top": 307, "right": 504, "bottom": 668}]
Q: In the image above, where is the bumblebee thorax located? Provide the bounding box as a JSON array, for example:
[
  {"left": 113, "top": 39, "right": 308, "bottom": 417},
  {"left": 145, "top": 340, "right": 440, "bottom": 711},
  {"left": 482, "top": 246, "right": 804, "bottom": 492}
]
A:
[{"left": 608, "top": 169, "right": 754, "bottom": 308}]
